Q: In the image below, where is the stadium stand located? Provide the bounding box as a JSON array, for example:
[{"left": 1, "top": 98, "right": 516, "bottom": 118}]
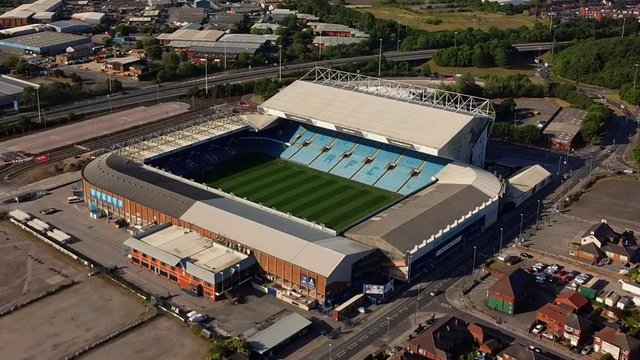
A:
[
  {"left": 352, "top": 144, "right": 402, "bottom": 185},
  {"left": 146, "top": 121, "right": 448, "bottom": 195},
  {"left": 330, "top": 139, "right": 379, "bottom": 179},
  {"left": 309, "top": 134, "right": 359, "bottom": 172}
]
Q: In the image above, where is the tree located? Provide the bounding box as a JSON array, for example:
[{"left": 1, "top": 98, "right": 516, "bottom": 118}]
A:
[
  {"left": 176, "top": 60, "right": 198, "bottom": 78},
  {"left": 145, "top": 45, "right": 163, "bottom": 60},
  {"left": 162, "top": 51, "right": 180, "bottom": 71},
  {"left": 3, "top": 54, "right": 19, "bottom": 68},
  {"left": 17, "top": 115, "right": 32, "bottom": 132},
  {"left": 107, "top": 78, "right": 123, "bottom": 92},
  {"left": 14, "top": 59, "right": 28, "bottom": 75}
]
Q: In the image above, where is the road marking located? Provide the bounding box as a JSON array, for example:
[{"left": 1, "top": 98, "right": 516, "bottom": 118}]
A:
[
  {"left": 390, "top": 314, "right": 398, "bottom": 319},
  {"left": 379, "top": 323, "right": 386, "bottom": 328},
  {"left": 348, "top": 343, "right": 357, "bottom": 350},
  {"left": 359, "top": 335, "right": 368, "bottom": 342},
  {"left": 401, "top": 306, "right": 408, "bottom": 311},
  {"left": 370, "top": 328, "right": 379, "bottom": 334},
  {"left": 337, "top": 351, "right": 345, "bottom": 358}
]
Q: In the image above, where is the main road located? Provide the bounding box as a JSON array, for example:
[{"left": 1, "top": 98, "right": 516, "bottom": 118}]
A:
[{"left": 1, "top": 42, "right": 555, "bottom": 125}]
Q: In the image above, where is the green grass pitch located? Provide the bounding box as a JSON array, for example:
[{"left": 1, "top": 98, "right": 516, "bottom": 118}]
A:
[{"left": 197, "top": 154, "right": 401, "bottom": 231}]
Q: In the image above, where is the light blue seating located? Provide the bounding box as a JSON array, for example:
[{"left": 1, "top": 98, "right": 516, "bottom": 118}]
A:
[
  {"left": 399, "top": 157, "right": 450, "bottom": 195},
  {"left": 290, "top": 130, "right": 336, "bottom": 165},
  {"left": 330, "top": 139, "right": 379, "bottom": 179},
  {"left": 309, "top": 134, "right": 358, "bottom": 172},
  {"left": 280, "top": 126, "right": 314, "bottom": 159},
  {"left": 352, "top": 145, "right": 402, "bottom": 185}
]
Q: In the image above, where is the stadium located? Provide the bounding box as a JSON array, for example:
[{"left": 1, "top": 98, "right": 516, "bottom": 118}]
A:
[{"left": 81, "top": 67, "right": 504, "bottom": 307}]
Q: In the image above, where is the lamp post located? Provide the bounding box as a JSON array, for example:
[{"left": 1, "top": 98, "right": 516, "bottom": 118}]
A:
[
  {"left": 224, "top": 41, "right": 227, "bottom": 70},
  {"left": 589, "top": 155, "right": 593, "bottom": 176},
  {"left": 536, "top": 200, "right": 541, "bottom": 229},
  {"left": 108, "top": 94, "right": 112, "bottom": 112},
  {"left": 633, "top": 64, "right": 640, "bottom": 89},
  {"left": 378, "top": 38, "right": 383, "bottom": 77},
  {"left": 278, "top": 44, "right": 282, "bottom": 82},
  {"left": 156, "top": 84, "right": 160, "bottom": 104},
  {"left": 454, "top": 31, "right": 458, "bottom": 48},
  {"left": 498, "top": 227, "right": 503, "bottom": 256},
  {"left": 35, "top": 86, "right": 42, "bottom": 125},
  {"left": 551, "top": 25, "right": 557, "bottom": 62},
  {"left": 471, "top": 245, "right": 477, "bottom": 278},
  {"left": 622, "top": 17, "right": 627, "bottom": 38},
  {"left": 329, "top": 343, "right": 332, "bottom": 360},
  {"left": 519, "top": 213, "right": 524, "bottom": 243},
  {"left": 205, "top": 54, "right": 208, "bottom": 95},
  {"left": 415, "top": 283, "right": 420, "bottom": 323},
  {"left": 386, "top": 316, "right": 391, "bottom": 340},
  {"left": 396, "top": 24, "right": 400, "bottom": 52}
]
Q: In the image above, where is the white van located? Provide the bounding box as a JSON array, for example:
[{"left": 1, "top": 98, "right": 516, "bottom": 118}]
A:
[{"left": 67, "top": 196, "right": 83, "bottom": 204}]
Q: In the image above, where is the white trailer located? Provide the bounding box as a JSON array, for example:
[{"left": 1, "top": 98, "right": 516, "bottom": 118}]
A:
[{"left": 9, "top": 209, "right": 31, "bottom": 223}]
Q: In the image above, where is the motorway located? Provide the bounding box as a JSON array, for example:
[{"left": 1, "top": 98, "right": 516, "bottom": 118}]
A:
[{"left": 1, "top": 42, "right": 556, "bottom": 125}]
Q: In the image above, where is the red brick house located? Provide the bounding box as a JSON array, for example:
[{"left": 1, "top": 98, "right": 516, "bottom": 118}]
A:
[
  {"left": 467, "top": 323, "right": 502, "bottom": 356},
  {"left": 554, "top": 290, "right": 592, "bottom": 314},
  {"left": 578, "top": 221, "right": 637, "bottom": 265},
  {"left": 407, "top": 316, "right": 472, "bottom": 360},
  {"left": 498, "top": 343, "right": 551, "bottom": 360},
  {"left": 536, "top": 303, "right": 571, "bottom": 338},
  {"left": 487, "top": 269, "right": 532, "bottom": 315},
  {"left": 594, "top": 327, "right": 640, "bottom": 360},
  {"left": 563, "top": 313, "right": 593, "bottom": 347}
]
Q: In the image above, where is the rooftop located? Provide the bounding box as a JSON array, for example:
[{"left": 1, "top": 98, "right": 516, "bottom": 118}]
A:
[
  {"left": 0, "top": 75, "right": 38, "bottom": 98},
  {"left": 595, "top": 326, "right": 640, "bottom": 353},
  {"left": 248, "top": 313, "right": 312, "bottom": 355},
  {"left": 346, "top": 163, "right": 501, "bottom": 257},
  {"left": 543, "top": 108, "right": 586, "bottom": 145},
  {"left": 313, "top": 36, "right": 367, "bottom": 47},
  {"left": 488, "top": 268, "right": 532, "bottom": 298},
  {"left": 71, "top": 12, "right": 106, "bottom": 21},
  {"left": 0, "top": 32, "right": 89, "bottom": 49},
  {"left": 157, "top": 29, "right": 225, "bottom": 42},
  {"left": 0, "top": 0, "right": 62, "bottom": 19},
  {"left": 218, "top": 33, "right": 279, "bottom": 44},
  {"left": 506, "top": 164, "right": 551, "bottom": 201}
]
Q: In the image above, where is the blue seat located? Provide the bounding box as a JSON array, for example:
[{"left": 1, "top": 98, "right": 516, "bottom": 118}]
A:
[
  {"left": 309, "top": 134, "right": 359, "bottom": 172},
  {"left": 399, "top": 157, "right": 450, "bottom": 195},
  {"left": 352, "top": 145, "right": 402, "bottom": 185},
  {"left": 330, "top": 139, "right": 379, "bottom": 179},
  {"left": 290, "top": 130, "right": 337, "bottom": 165},
  {"left": 280, "top": 126, "right": 315, "bottom": 159}
]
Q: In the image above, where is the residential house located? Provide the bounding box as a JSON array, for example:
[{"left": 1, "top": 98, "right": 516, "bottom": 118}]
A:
[
  {"left": 577, "top": 241, "right": 606, "bottom": 264},
  {"left": 467, "top": 323, "right": 502, "bottom": 356},
  {"left": 594, "top": 327, "right": 640, "bottom": 360},
  {"left": 578, "top": 220, "right": 637, "bottom": 265},
  {"left": 407, "top": 316, "right": 473, "bottom": 360},
  {"left": 536, "top": 303, "right": 571, "bottom": 338},
  {"left": 487, "top": 268, "right": 533, "bottom": 315},
  {"left": 563, "top": 313, "right": 592, "bottom": 347},
  {"left": 554, "top": 290, "right": 592, "bottom": 314},
  {"left": 498, "top": 344, "right": 551, "bottom": 360}
]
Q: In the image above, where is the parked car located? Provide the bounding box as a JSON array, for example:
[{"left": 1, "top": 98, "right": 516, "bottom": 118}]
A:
[
  {"left": 569, "top": 270, "right": 580, "bottom": 278},
  {"left": 430, "top": 290, "right": 442, "bottom": 296},
  {"left": 581, "top": 345, "right": 593, "bottom": 355},
  {"left": 542, "top": 332, "right": 556, "bottom": 341},
  {"left": 40, "top": 207, "right": 57, "bottom": 215},
  {"left": 357, "top": 307, "right": 366, "bottom": 314},
  {"left": 529, "top": 345, "right": 542, "bottom": 353},
  {"left": 532, "top": 324, "right": 545, "bottom": 334},
  {"left": 565, "top": 283, "right": 578, "bottom": 291},
  {"left": 520, "top": 252, "right": 533, "bottom": 259}
]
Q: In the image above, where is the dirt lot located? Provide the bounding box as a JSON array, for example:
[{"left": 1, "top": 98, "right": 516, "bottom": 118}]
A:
[
  {"left": 567, "top": 177, "right": 640, "bottom": 230},
  {"left": 0, "top": 220, "right": 86, "bottom": 313},
  {"left": 81, "top": 315, "right": 209, "bottom": 360},
  {"left": 0, "top": 275, "right": 147, "bottom": 360}
]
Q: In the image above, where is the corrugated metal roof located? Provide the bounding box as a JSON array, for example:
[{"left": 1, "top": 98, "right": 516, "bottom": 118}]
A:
[
  {"left": 124, "top": 237, "right": 183, "bottom": 266},
  {"left": 260, "top": 80, "right": 475, "bottom": 151},
  {"left": 248, "top": 313, "right": 312, "bottom": 354},
  {"left": 218, "top": 33, "right": 279, "bottom": 44},
  {"left": 507, "top": 164, "right": 551, "bottom": 196}
]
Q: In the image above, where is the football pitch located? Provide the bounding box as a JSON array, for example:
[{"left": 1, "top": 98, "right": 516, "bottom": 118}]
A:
[{"left": 199, "top": 154, "right": 401, "bottom": 231}]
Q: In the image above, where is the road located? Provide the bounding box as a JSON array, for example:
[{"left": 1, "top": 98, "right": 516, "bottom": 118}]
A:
[{"left": 1, "top": 42, "right": 556, "bottom": 125}]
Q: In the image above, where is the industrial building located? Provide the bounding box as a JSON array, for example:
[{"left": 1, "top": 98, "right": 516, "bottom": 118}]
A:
[
  {"left": 124, "top": 224, "right": 255, "bottom": 300},
  {"left": 82, "top": 68, "right": 502, "bottom": 305},
  {"left": 505, "top": 164, "right": 552, "bottom": 207},
  {"left": 0, "top": 0, "right": 62, "bottom": 27},
  {"left": 71, "top": 12, "right": 106, "bottom": 25},
  {"left": 156, "top": 28, "right": 224, "bottom": 45},
  {"left": 48, "top": 20, "right": 92, "bottom": 33},
  {"left": 0, "top": 75, "right": 38, "bottom": 108},
  {"left": 247, "top": 313, "right": 312, "bottom": 356},
  {"left": 544, "top": 108, "right": 587, "bottom": 151},
  {"left": 0, "top": 32, "right": 90, "bottom": 55}
]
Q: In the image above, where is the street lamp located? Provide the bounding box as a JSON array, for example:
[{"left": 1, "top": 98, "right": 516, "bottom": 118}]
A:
[
  {"left": 224, "top": 41, "right": 227, "bottom": 70},
  {"left": 35, "top": 86, "right": 42, "bottom": 125},
  {"left": 278, "top": 44, "right": 282, "bottom": 82},
  {"left": 536, "top": 200, "right": 541, "bottom": 229},
  {"left": 471, "top": 245, "right": 477, "bottom": 278},
  {"left": 156, "top": 84, "right": 160, "bottom": 104},
  {"left": 415, "top": 283, "right": 422, "bottom": 323},
  {"left": 205, "top": 54, "right": 208, "bottom": 95},
  {"left": 329, "top": 343, "right": 332, "bottom": 360},
  {"left": 633, "top": 64, "right": 640, "bottom": 89},
  {"left": 386, "top": 316, "right": 391, "bottom": 340},
  {"left": 551, "top": 25, "right": 557, "bottom": 62},
  {"left": 519, "top": 213, "right": 524, "bottom": 243},
  {"left": 498, "top": 227, "right": 503, "bottom": 256},
  {"left": 454, "top": 31, "right": 458, "bottom": 48},
  {"left": 108, "top": 94, "right": 112, "bottom": 112},
  {"left": 378, "top": 38, "right": 383, "bottom": 77}
]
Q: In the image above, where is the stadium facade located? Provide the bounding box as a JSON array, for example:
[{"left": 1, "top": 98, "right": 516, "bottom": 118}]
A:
[{"left": 81, "top": 68, "right": 503, "bottom": 306}]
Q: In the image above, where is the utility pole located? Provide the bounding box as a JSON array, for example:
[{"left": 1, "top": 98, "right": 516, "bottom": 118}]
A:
[
  {"left": 519, "top": 213, "right": 524, "bottom": 243},
  {"left": 378, "top": 38, "right": 383, "bottom": 77},
  {"left": 278, "top": 44, "right": 282, "bottom": 82},
  {"left": 35, "top": 86, "right": 42, "bottom": 125},
  {"left": 205, "top": 54, "right": 208, "bottom": 95}
]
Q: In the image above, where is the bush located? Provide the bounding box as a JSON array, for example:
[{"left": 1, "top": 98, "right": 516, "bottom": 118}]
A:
[{"left": 424, "top": 17, "right": 442, "bottom": 25}]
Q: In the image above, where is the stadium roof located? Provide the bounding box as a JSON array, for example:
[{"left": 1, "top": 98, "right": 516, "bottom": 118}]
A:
[
  {"left": 83, "top": 153, "right": 373, "bottom": 280},
  {"left": 248, "top": 313, "right": 312, "bottom": 355},
  {"left": 259, "top": 68, "right": 493, "bottom": 156},
  {"left": 346, "top": 163, "right": 502, "bottom": 258}
]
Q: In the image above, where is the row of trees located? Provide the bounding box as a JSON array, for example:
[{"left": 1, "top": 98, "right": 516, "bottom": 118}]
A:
[
  {"left": 433, "top": 40, "right": 516, "bottom": 68},
  {"left": 186, "top": 78, "right": 292, "bottom": 100},
  {"left": 553, "top": 37, "right": 640, "bottom": 89},
  {"left": 446, "top": 74, "right": 612, "bottom": 145},
  {"left": 619, "top": 83, "right": 640, "bottom": 106}
]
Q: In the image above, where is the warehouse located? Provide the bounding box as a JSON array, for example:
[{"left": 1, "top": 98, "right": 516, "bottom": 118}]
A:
[
  {"left": 0, "top": 0, "right": 62, "bottom": 27},
  {"left": 0, "top": 75, "right": 38, "bottom": 108},
  {"left": 71, "top": 12, "right": 106, "bottom": 25},
  {"left": 505, "top": 164, "right": 552, "bottom": 207},
  {"left": 156, "top": 28, "right": 224, "bottom": 45},
  {"left": 0, "top": 32, "right": 90, "bottom": 55},
  {"left": 247, "top": 313, "right": 312, "bottom": 356},
  {"left": 48, "top": 20, "right": 92, "bottom": 33},
  {"left": 124, "top": 223, "right": 256, "bottom": 301}
]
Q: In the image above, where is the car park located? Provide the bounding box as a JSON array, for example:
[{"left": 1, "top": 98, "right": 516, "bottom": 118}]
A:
[{"left": 532, "top": 324, "right": 545, "bottom": 334}]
